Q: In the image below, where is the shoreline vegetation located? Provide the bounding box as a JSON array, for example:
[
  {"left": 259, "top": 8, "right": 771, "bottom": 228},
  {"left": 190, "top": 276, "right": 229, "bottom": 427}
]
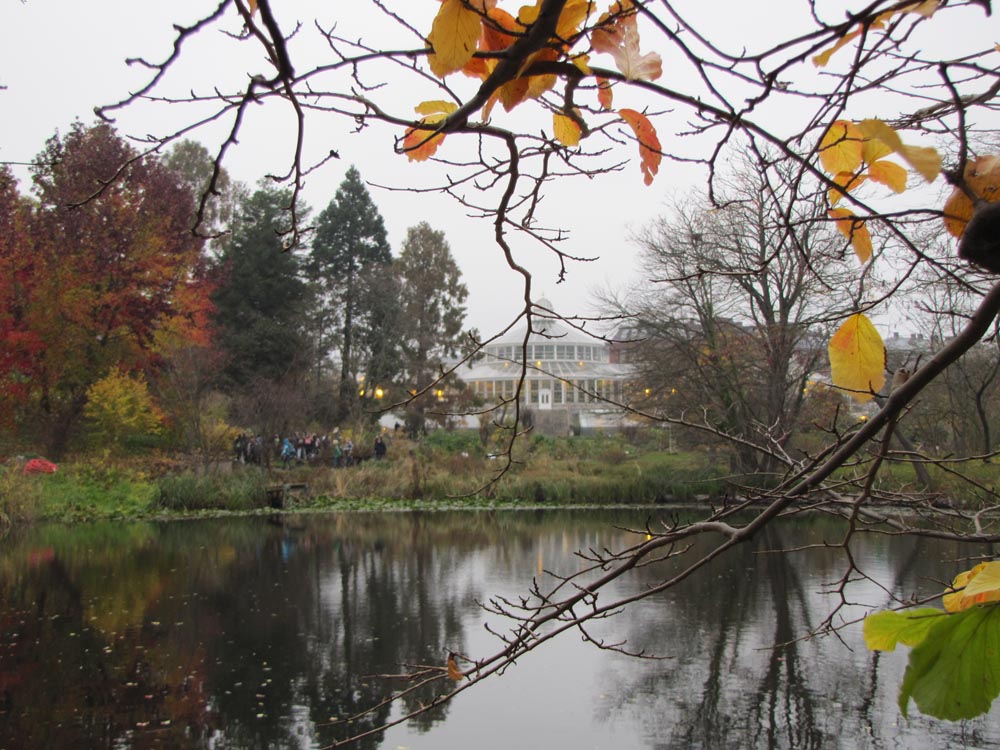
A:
[{"left": 0, "top": 430, "right": 990, "bottom": 527}]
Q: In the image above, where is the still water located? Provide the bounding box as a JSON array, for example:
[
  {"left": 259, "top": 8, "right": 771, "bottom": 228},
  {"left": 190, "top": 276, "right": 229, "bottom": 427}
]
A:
[{"left": 1, "top": 508, "right": 998, "bottom": 749}]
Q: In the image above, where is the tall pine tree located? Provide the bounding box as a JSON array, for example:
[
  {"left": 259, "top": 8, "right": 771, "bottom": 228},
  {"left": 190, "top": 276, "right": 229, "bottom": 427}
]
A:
[
  {"left": 310, "top": 166, "right": 393, "bottom": 420},
  {"left": 211, "top": 185, "right": 312, "bottom": 389}
]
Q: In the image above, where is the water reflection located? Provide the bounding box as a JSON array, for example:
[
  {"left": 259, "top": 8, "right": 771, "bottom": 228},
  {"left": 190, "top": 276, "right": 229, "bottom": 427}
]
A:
[{"left": 0, "top": 510, "right": 997, "bottom": 749}]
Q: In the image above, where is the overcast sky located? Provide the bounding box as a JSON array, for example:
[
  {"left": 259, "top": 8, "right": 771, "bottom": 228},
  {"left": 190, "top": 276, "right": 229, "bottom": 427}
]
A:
[
  {"left": 2, "top": 0, "right": 690, "bottom": 336},
  {"left": 3, "top": 1, "right": 995, "bottom": 336}
]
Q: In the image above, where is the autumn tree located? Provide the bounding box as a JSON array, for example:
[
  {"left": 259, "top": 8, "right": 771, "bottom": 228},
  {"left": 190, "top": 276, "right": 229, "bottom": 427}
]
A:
[
  {"left": 0, "top": 167, "right": 39, "bottom": 437},
  {"left": 12, "top": 123, "right": 207, "bottom": 457},
  {"left": 73, "top": 0, "right": 1000, "bottom": 731},
  {"left": 309, "top": 166, "right": 393, "bottom": 421},
  {"left": 396, "top": 222, "right": 469, "bottom": 432}
]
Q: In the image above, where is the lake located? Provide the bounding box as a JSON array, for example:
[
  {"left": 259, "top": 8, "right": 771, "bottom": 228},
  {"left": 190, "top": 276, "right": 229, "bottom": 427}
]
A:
[{"left": 1, "top": 508, "right": 998, "bottom": 749}]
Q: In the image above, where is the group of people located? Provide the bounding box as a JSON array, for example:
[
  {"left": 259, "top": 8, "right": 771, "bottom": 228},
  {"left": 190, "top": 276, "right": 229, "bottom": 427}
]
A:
[{"left": 233, "top": 431, "right": 389, "bottom": 469}]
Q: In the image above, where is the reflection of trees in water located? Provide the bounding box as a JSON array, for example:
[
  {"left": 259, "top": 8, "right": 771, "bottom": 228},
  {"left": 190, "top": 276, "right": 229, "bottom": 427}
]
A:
[
  {"left": 6, "top": 511, "right": 999, "bottom": 749},
  {"left": 606, "top": 526, "right": 828, "bottom": 750},
  {"left": 0, "top": 514, "right": 490, "bottom": 749},
  {"left": 0, "top": 510, "right": 657, "bottom": 749},
  {"left": 590, "top": 519, "right": 1000, "bottom": 749}
]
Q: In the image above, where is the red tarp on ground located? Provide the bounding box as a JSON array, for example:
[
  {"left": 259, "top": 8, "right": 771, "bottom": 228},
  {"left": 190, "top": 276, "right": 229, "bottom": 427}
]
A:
[{"left": 23, "top": 458, "right": 58, "bottom": 475}]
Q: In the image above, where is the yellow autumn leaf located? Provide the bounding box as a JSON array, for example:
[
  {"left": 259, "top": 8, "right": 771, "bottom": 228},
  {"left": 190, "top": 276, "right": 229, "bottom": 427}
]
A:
[
  {"left": 571, "top": 54, "right": 591, "bottom": 74},
  {"left": 862, "top": 134, "right": 893, "bottom": 164},
  {"left": 943, "top": 562, "right": 1000, "bottom": 612},
  {"left": 857, "top": 119, "right": 940, "bottom": 183},
  {"left": 828, "top": 313, "right": 886, "bottom": 402},
  {"left": 829, "top": 208, "right": 874, "bottom": 264},
  {"left": 414, "top": 100, "right": 460, "bottom": 116},
  {"left": 553, "top": 112, "right": 582, "bottom": 147},
  {"left": 428, "top": 0, "right": 482, "bottom": 78},
  {"left": 518, "top": 0, "right": 542, "bottom": 26},
  {"left": 555, "top": 0, "right": 594, "bottom": 42},
  {"left": 819, "top": 121, "right": 864, "bottom": 175},
  {"left": 868, "top": 160, "right": 907, "bottom": 193},
  {"left": 899, "top": 145, "right": 941, "bottom": 183},
  {"left": 857, "top": 118, "right": 903, "bottom": 152},
  {"left": 956, "top": 561, "right": 1000, "bottom": 607}
]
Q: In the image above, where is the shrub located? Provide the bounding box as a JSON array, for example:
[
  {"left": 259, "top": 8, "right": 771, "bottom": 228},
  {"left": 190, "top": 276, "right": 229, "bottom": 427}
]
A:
[{"left": 83, "top": 369, "right": 164, "bottom": 452}]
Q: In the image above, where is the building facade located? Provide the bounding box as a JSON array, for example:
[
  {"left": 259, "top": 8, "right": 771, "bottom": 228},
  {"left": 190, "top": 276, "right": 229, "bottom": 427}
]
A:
[{"left": 456, "top": 313, "right": 633, "bottom": 433}]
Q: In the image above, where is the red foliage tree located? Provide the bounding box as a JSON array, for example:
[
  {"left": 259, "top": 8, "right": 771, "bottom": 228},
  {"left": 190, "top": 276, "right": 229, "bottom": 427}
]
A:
[
  {"left": 8, "top": 123, "right": 210, "bottom": 456},
  {"left": 0, "top": 167, "right": 43, "bottom": 431}
]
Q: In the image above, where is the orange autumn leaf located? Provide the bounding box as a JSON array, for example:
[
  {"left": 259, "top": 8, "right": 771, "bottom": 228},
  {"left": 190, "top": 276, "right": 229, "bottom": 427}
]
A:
[
  {"left": 619, "top": 108, "right": 661, "bottom": 186},
  {"left": 482, "top": 6, "right": 520, "bottom": 51},
  {"left": 402, "top": 120, "right": 448, "bottom": 161},
  {"left": 868, "top": 159, "right": 907, "bottom": 193},
  {"left": 402, "top": 101, "right": 458, "bottom": 161},
  {"left": 497, "top": 76, "right": 530, "bottom": 111},
  {"left": 446, "top": 653, "right": 465, "bottom": 681},
  {"left": 428, "top": 0, "right": 482, "bottom": 78},
  {"left": 819, "top": 120, "right": 864, "bottom": 175},
  {"left": 596, "top": 77, "right": 613, "bottom": 110},
  {"left": 829, "top": 208, "right": 874, "bottom": 263},
  {"left": 943, "top": 155, "right": 1000, "bottom": 237},
  {"left": 828, "top": 171, "right": 867, "bottom": 207},
  {"left": 828, "top": 313, "right": 886, "bottom": 403},
  {"left": 898, "top": 144, "right": 941, "bottom": 183}
]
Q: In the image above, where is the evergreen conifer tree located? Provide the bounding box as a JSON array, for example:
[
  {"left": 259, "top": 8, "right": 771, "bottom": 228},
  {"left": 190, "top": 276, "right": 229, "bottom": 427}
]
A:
[
  {"left": 310, "top": 166, "right": 393, "bottom": 420},
  {"left": 211, "top": 185, "right": 312, "bottom": 388}
]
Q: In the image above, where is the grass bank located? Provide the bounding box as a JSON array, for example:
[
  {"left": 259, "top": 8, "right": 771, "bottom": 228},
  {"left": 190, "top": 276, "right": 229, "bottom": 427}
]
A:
[
  {"left": 2, "top": 431, "right": 994, "bottom": 525},
  {"left": 1, "top": 433, "right": 732, "bottom": 524}
]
